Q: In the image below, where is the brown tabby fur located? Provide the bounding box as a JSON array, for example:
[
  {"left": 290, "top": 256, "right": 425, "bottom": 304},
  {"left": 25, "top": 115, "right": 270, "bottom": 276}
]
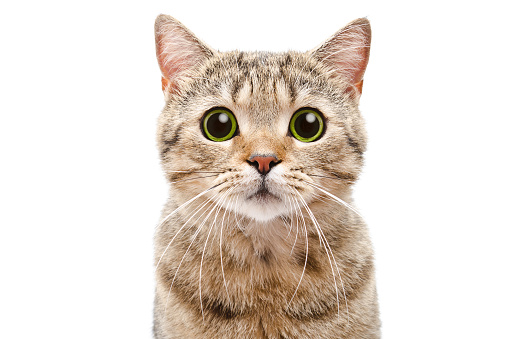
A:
[{"left": 153, "top": 14, "right": 380, "bottom": 339}]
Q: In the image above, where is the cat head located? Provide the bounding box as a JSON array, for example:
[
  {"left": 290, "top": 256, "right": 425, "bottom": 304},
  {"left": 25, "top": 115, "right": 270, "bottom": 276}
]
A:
[{"left": 154, "top": 15, "right": 370, "bottom": 223}]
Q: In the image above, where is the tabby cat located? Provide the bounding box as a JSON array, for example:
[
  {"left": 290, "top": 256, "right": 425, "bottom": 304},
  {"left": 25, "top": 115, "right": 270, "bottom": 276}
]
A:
[{"left": 153, "top": 14, "right": 380, "bottom": 339}]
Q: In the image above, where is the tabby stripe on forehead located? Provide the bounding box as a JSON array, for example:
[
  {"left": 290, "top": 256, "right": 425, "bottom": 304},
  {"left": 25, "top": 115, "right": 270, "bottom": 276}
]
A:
[
  {"left": 280, "top": 54, "right": 297, "bottom": 103},
  {"left": 287, "top": 79, "right": 296, "bottom": 104},
  {"left": 231, "top": 77, "right": 242, "bottom": 103},
  {"left": 272, "top": 78, "right": 278, "bottom": 104}
]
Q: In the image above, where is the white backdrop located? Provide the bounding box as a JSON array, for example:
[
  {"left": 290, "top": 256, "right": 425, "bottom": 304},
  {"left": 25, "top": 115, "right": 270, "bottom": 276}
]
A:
[{"left": 1, "top": 1, "right": 510, "bottom": 338}]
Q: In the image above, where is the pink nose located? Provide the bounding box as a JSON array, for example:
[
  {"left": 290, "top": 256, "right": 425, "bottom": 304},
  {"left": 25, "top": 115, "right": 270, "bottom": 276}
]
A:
[{"left": 249, "top": 155, "right": 279, "bottom": 175}]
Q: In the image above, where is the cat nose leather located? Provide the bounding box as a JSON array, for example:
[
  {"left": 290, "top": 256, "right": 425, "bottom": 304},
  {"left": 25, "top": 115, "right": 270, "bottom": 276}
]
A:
[{"left": 248, "top": 155, "right": 279, "bottom": 175}]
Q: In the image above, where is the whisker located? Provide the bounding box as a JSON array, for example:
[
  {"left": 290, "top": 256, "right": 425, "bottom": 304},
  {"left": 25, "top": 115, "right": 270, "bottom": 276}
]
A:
[
  {"left": 156, "top": 182, "right": 224, "bottom": 231},
  {"left": 311, "top": 192, "right": 331, "bottom": 205},
  {"left": 233, "top": 193, "right": 243, "bottom": 232},
  {"left": 170, "top": 174, "right": 219, "bottom": 184},
  {"left": 289, "top": 195, "right": 301, "bottom": 255},
  {"left": 296, "top": 192, "right": 340, "bottom": 318},
  {"left": 304, "top": 181, "right": 362, "bottom": 217},
  {"left": 163, "top": 195, "right": 220, "bottom": 313},
  {"left": 219, "top": 188, "right": 237, "bottom": 304},
  {"left": 199, "top": 186, "right": 235, "bottom": 322},
  {"left": 308, "top": 174, "right": 345, "bottom": 181},
  {"left": 156, "top": 188, "right": 222, "bottom": 271},
  {"left": 293, "top": 188, "right": 350, "bottom": 323},
  {"left": 287, "top": 195, "right": 309, "bottom": 308},
  {"left": 283, "top": 195, "right": 294, "bottom": 239},
  {"left": 164, "top": 185, "right": 234, "bottom": 313}
]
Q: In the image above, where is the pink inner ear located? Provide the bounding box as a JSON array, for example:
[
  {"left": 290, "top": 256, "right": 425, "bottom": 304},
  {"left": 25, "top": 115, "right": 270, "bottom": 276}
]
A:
[
  {"left": 315, "top": 19, "right": 371, "bottom": 94},
  {"left": 324, "top": 38, "right": 369, "bottom": 86},
  {"left": 155, "top": 16, "right": 212, "bottom": 94},
  {"left": 156, "top": 39, "right": 188, "bottom": 93},
  {"left": 348, "top": 45, "right": 370, "bottom": 85}
]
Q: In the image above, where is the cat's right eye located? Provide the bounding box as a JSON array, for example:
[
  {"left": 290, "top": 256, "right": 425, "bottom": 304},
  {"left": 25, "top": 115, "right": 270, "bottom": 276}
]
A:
[{"left": 202, "top": 108, "right": 238, "bottom": 142}]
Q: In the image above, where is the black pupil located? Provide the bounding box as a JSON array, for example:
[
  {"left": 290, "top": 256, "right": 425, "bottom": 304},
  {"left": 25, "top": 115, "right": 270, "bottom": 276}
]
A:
[
  {"left": 295, "top": 112, "right": 320, "bottom": 138},
  {"left": 207, "top": 112, "right": 232, "bottom": 138}
]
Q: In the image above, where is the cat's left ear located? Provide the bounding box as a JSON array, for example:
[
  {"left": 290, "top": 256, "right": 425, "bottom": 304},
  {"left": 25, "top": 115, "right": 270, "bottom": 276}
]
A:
[
  {"left": 155, "top": 15, "right": 215, "bottom": 95},
  {"left": 312, "top": 18, "right": 371, "bottom": 95}
]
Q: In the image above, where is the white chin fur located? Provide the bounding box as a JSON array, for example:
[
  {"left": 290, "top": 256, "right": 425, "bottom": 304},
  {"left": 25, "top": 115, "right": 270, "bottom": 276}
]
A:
[{"left": 237, "top": 199, "right": 288, "bottom": 222}]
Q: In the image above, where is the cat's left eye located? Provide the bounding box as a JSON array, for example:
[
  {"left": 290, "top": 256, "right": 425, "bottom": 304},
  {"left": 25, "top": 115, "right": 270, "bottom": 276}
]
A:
[
  {"left": 202, "top": 108, "right": 238, "bottom": 142},
  {"left": 289, "top": 108, "right": 325, "bottom": 142}
]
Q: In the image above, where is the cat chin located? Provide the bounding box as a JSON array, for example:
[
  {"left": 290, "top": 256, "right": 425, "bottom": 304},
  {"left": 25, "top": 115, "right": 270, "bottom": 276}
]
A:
[{"left": 237, "top": 199, "right": 289, "bottom": 222}]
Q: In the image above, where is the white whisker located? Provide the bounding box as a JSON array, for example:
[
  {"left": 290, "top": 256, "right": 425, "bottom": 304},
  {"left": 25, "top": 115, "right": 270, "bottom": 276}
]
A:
[
  {"left": 305, "top": 181, "right": 362, "bottom": 217},
  {"left": 163, "top": 196, "right": 219, "bottom": 313},
  {"left": 170, "top": 174, "right": 219, "bottom": 184},
  {"left": 283, "top": 195, "right": 294, "bottom": 239},
  {"left": 199, "top": 186, "right": 235, "bottom": 322},
  {"left": 156, "top": 183, "right": 223, "bottom": 231},
  {"left": 286, "top": 195, "right": 309, "bottom": 308},
  {"left": 289, "top": 195, "right": 301, "bottom": 255},
  {"left": 156, "top": 188, "right": 220, "bottom": 271},
  {"left": 219, "top": 189, "right": 237, "bottom": 304},
  {"left": 293, "top": 188, "right": 350, "bottom": 323},
  {"left": 233, "top": 193, "right": 243, "bottom": 232}
]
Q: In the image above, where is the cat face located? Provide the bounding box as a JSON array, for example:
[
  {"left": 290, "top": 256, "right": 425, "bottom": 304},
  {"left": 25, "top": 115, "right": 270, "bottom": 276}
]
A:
[{"left": 155, "top": 16, "right": 370, "bottom": 224}]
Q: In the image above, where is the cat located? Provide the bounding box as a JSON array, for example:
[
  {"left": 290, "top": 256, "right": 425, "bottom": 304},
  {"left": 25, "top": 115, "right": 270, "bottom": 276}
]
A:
[{"left": 153, "top": 14, "right": 380, "bottom": 339}]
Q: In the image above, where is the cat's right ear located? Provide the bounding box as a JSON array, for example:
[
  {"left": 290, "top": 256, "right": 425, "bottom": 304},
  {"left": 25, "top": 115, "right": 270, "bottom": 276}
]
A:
[{"left": 155, "top": 15, "right": 214, "bottom": 96}]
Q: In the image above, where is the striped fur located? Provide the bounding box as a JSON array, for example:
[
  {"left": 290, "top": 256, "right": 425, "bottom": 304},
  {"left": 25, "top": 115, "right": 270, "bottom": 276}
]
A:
[{"left": 153, "top": 15, "right": 380, "bottom": 338}]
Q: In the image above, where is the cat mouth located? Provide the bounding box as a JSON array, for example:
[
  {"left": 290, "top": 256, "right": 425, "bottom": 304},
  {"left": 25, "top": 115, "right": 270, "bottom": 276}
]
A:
[{"left": 248, "top": 187, "right": 279, "bottom": 202}]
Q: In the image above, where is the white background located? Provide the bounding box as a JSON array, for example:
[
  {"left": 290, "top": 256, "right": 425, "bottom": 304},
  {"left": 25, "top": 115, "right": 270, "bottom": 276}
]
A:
[{"left": 1, "top": 1, "right": 510, "bottom": 338}]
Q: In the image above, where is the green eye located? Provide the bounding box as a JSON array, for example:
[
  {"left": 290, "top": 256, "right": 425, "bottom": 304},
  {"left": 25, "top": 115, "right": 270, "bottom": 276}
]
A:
[
  {"left": 202, "top": 108, "right": 238, "bottom": 142},
  {"left": 289, "top": 108, "right": 324, "bottom": 142}
]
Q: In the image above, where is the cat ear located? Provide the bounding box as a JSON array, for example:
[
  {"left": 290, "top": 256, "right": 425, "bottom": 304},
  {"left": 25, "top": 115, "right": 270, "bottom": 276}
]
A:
[
  {"left": 312, "top": 18, "right": 371, "bottom": 95},
  {"left": 155, "top": 15, "right": 214, "bottom": 94}
]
